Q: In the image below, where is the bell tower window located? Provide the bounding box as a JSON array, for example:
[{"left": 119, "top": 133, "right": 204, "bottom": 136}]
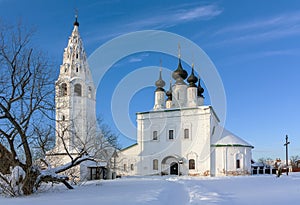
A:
[
  {"left": 74, "top": 84, "right": 82, "bottom": 96},
  {"left": 88, "top": 86, "right": 92, "bottom": 98},
  {"left": 60, "top": 83, "right": 67, "bottom": 96}
]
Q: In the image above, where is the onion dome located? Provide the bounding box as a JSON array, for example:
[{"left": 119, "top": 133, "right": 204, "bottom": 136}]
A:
[
  {"left": 197, "top": 77, "right": 205, "bottom": 98},
  {"left": 187, "top": 64, "right": 198, "bottom": 87},
  {"left": 74, "top": 15, "right": 79, "bottom": 27},
  {"left": 172, "top": 44, "right": 188, "bottom": 83},
  {"left": 166, "top": 81, "right": 172, "bottom": 101},
  {"left": 155, "top": 69, "right": 165, "bottom": 91},
  {"left": 172, "top": 58, "right": 188, "bottom": 83}
]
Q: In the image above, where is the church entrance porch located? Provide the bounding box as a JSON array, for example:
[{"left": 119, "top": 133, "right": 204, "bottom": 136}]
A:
[{"left": 161, "top": 156, "right": 182, "bottom": 175}]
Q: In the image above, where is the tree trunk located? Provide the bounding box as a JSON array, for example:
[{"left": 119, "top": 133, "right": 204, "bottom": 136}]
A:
[{"left": 22, "top": 168, "right": 39, "bottom": 195}]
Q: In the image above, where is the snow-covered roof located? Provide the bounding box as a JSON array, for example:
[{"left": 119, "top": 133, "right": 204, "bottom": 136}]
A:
[{"left": 212, "top": 128, "right": 254, "bottom": 148}]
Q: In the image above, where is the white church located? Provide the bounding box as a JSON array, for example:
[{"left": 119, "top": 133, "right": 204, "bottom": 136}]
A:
[
  {"left": 117, "top": 57, "right": 254, "bottom": 177},
  {"left": 50, "top": 16, "right": 254, "bottom": 180}
]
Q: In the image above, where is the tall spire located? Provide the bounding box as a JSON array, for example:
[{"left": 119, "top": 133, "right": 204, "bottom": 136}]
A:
[{"left": 60, "top": 15, "right": 94, "bottom": 85}]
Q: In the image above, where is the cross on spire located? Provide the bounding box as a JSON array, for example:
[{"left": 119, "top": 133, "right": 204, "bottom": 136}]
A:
[{"left": 74, "top": 9, "right": 79, "bottom": 27}]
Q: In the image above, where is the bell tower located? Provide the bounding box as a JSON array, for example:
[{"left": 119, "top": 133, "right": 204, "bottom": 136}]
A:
[{"left": 55, "top": 16, "right": 97, "bottom": 152}]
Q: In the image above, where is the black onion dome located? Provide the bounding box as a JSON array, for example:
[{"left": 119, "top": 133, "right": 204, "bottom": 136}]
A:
[
  {"left": 155, "top": 70, "right": 165, "bottom": 91},
  {"left": 197, "top": 78, "right": 205, "bottom": 98},
  {"left": 166, "top": 81, "right": 172, "bottom": 101},
  {"left": 172, "top": 58, "right": 188, "bottom": 82},
  {"left": 74, "top": 15, "right": 79, "bottom": 27},
  {"left": 187, "top": 65, "right": 198, "bottom": 87}
]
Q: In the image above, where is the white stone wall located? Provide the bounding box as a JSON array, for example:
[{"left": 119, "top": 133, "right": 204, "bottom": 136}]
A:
[
  {"left": 213, "top": 146, "right": 252, "bottom": 176},
  {"left": 131, "top": 106, "right": 217, "bottom": 176}
]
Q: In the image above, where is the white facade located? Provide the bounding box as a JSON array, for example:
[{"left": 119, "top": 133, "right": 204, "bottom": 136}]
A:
[{"left": 117, "top": 58, "right": 254, "bottom": 177}]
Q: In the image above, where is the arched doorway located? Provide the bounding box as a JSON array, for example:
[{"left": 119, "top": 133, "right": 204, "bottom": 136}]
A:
[
  {"left": 170, "top": 162, "right": 178, "bottom": 175},
  {"left": 161, "top": 156, "right": 182, "bottom": 175}
]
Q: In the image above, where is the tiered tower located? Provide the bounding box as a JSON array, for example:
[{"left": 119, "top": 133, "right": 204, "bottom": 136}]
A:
[{"left": 55, "top": 16, "right": 97, "bottom": 153}]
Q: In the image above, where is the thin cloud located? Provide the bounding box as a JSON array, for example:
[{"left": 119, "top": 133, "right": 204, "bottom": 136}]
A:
[
  {"left": 178, "top": 5, "right": 223, "bottom": 21},
  {"left": 214, "top": 12, "right": 300, "bottom": 44},
  {"left": 125, "top": 4, "right": 223, "bottom": 30},
  {"left": 85, "top": 3, "right": 223, "bottom": 47}
]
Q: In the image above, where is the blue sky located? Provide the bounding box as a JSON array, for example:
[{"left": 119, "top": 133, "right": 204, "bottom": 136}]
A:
[{"left": 1, "top": 0, "right": 300, "bottom": 160}]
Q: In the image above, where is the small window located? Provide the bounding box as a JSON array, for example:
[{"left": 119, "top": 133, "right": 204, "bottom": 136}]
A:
[
  {"left": 153, "top": 131, "right": 158, "bottom": 140},
  {"left": 153, "top": 159, "right": 158, "bottom": 170},
  {"left": 61, "top": 83, "right": 67, "bottom": 96},
  {"left": 177, "top": 92, "right": 180, "bottom": 100},
  {"left": 74, "top": 84, "right": 82, "bottom": 96},
  {"left": 88, "top": 86, "right": 92, "bottom": 98},
  {"left": 130, "top": 164, "right": 134, "bottom": 171},
  {"left": 76, "top": 67, "right": 79, "bottom": 72},
  {"left": 76, "top": 53, "right": 78, "bottom": 59},
  {"left": 169, "top": 130, "right": 174, "bottom": 140},
  {"left": 124, "top": 164, "right": 127, "bottom": 171},
  {"left": 189, "top": 159, "right": 195, "bottom": 170},
  {"left": 236, "top": 159, "right": 240, "bottom": 169},
  {"left": 62, "top": 115, "right": 65, "bottom": 121},
  {"left": 184, "top": 129, "right": 189, "bottom": 139}
]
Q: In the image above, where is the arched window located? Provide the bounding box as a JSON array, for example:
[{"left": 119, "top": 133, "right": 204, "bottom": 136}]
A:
[
  {"left": 61, "top": 83, "right": 67, "bottom": 96},
  {"left": 236, "top": 159, "right": 241, "bottom": 169},
  {"left": 76, "top": 53, "right": 79, "bottom": 59},
  {"left": 153, "top": 159, "right": 158, "bottom": 170},
  {"left": 76, "top": 67, "right": 79, "bottom": 72},
  {"left": 62, "top": 115, "right": 65, "bottom": 121},
  {"left": 74, "top": 84, "right": 82, "bottom": 96},
  {"left": 153, "top": 131, "right": 158, "bottom": 140},
  {"left": 189, "top": 159, "right": 195, "bottom": 170}
]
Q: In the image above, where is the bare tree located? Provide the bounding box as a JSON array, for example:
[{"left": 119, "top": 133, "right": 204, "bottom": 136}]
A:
[
  {"left": 290, "top": 155, "right": 300, "bottom": 168},
  {"left": 0, "top": 21, "right": 57, "bottom": 195},
  {"left": 0, "top": 22, "right": 119, "bottom": 196}
]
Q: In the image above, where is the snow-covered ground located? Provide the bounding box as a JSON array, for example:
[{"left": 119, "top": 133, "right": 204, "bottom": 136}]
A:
[{"left": 1, "top": 173, "right": 300, "bottom": 205}]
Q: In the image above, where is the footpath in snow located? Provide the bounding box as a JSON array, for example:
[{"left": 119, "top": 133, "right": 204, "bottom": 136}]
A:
[{"left": 1, "top": 173, "right": 300, "bottom": 205}]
